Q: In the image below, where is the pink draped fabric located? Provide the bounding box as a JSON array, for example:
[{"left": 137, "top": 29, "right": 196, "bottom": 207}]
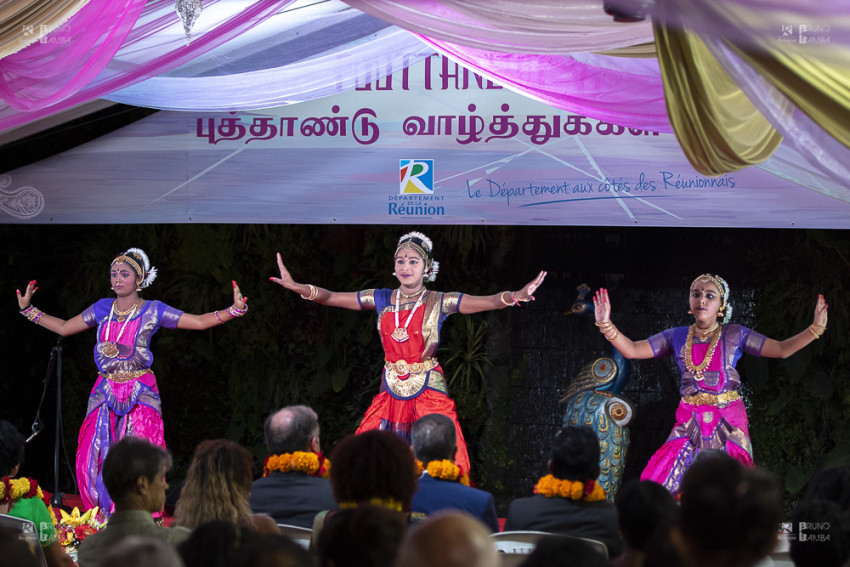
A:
[
  {"left": 0, "top": 0, "right": 297, "bottom": 132},
  {"left": 0, "top": 0, "right": 145, "bottom": 111},
  {"left": 421, "top": 36, "right": 671, "bottom": 132}
]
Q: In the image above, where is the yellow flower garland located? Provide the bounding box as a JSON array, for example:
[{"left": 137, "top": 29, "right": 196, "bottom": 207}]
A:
[
  {"left": 534, "top": 474, "right": 606, "bottom": 502},
  {"left": 421, "top": 459, "right": 470, "bottom": 486},
  {"left": 0, "top": 477, "right": 58, "bottom": 526},
  {"left": 339, "top": 497, "right": 403, "bottom": 512},
  {"left": 263, "top": 451, "right": 330, "bottom": 478}
]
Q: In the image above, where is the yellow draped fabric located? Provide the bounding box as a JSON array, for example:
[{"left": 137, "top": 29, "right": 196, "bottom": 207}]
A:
[
  {"left": 734, "top": 47, "right": 850, "bottom": 151},
  {"left": 653, "top": 21, "right": 783, "bottom": 176},
  {"left": 0, "top": 0, "right": 91, "bottom": 60}
]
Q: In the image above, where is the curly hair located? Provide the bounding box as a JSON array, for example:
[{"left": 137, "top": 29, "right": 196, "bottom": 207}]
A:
[
  {"left": 330, "top": 430, "right": 418, "bottom": 510},
  {"left": 0, "top": 420, "right": 25, "bottom": 477},
  {"left": 174, "top": 439, "right": 254, "bottom": 529}
]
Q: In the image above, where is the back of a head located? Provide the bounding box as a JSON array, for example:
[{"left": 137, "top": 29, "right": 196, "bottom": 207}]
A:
[
  {"left": 0, "top": 420, "right": 25, "bottom": 477},
  {"left": 317, "top": 506, "right": 407, "bottom": 567},
  {"left": 265, "top": 406, "right": 319, "bottom": 454},
  {"left": 411, "top": 414, "right": 456, "bottom": 464},
  {"left": 102, "top": 436, "right": 171, "bottom": 505},
  {"left": 330, "top": 430, "right": 417, "bottom": 509},
  {"left": 178, "top": 520, "right": 245, "bottom": 567},
  {"left": 805, "top": 465, "right": 850, "bottom": 509},
  {"left": 679, "top": 453, "right": 781, "bottom": 567},
  {"left": 394, "top": 511, "right": 497, "bottom": 567},
  {"left": 0, "top": 526, "right": 40, "bottom": 567},
  {"left": 550, "top": 426, "right": 600, "bottom": 481},
  {"left": 174, "top": 439, "right": 253, "bottom": 529},
  {"left": 789, "top": 500, "right": 850, "bottom": 567},
  {"left": 100, "top": 536, "right": 184, "bottom": 567},
  {"left": 230, "top": 532, "right": 312, "bottom": 567},
  {"left": 616, "top": 480, "right": 678, "bottom": 552},
  {"left": 519, "top": 535, "right": 609, "bottom": 567}
]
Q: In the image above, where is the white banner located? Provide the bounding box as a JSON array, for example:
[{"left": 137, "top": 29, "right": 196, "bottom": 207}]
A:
[{"left": 4, "top": 55, "right": 849, "bottom": 227}]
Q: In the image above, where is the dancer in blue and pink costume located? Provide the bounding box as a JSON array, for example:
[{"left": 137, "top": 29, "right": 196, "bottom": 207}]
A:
[
  {"left": 16, "top": 248, "right": 248, "bottom": 512},
  {"left": 593, "top": 275, "right": 828, "bottom": 496}
]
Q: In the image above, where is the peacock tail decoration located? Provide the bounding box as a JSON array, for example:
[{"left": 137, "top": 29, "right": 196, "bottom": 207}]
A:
[{"left": 561, "top": 349, "right": 634, "bottom": 501}]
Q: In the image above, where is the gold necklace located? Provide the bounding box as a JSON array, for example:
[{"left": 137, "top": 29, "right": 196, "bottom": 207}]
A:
[
  {"left": 693, "top": 322, "right": 719, "bottom": 341},
  {"left": 398, "top": 287, "right": 425, "bottom": 300},
  {"left": 98, "top": 301, "right": 139, "bottom": 358},
  {"left": 681, "top": 324, "right": 722, "bottom": 381},
  {"left": 113, "top": 299, "right": 139, "bottom": 322}
]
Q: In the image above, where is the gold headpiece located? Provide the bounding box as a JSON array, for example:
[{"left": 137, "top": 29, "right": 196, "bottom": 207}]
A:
[{"left": 691, "top": 274, "right": 731, "bottom": 323}]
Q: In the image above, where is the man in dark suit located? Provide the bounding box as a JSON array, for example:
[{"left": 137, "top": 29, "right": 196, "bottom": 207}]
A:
[
  {"left": 249, "top": 405, "right": 337, "bottom": 528},
  {"left": 504, "top": 425, "right": 623, "bottom": 558},
  {"left": 410, "top": 414, "right": 499, "bottom": 532}
]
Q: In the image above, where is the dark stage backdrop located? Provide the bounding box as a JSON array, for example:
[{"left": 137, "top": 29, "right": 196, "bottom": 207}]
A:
[{"left": 1, "top": 225, "right": 847, "bottom": 514}]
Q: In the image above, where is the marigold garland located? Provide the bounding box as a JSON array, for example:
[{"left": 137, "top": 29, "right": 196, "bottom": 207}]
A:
[
  {"left": 0, "top": 477, "right": 57, "bottom": 526},
  {"left": 339, "top": 497, "right": 403, "bottom": 512},
  {"left": 420, "top": 460, "right": 470, "bottom": 486},
  {"left": 533, "top": 474, "right": 606, "bottom": 502},
  {"left": 263, "top": 451, "right": 330, "bottom": 479}
]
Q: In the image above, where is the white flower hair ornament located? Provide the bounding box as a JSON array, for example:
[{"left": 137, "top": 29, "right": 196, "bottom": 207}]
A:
[
  {"left": 121, "top": 247, "right": 158, "bottom": 289},
  {"left": 396, "top": 231, "right": 438, "bottom": 282}
]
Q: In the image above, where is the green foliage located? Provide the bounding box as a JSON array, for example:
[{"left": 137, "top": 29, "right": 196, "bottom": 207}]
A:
[
  {"left": 745, "top": 230, "right": 850, "bottom": 513},
  {"left": 441, "top": 317, "right": 493, "bottom": 393}
]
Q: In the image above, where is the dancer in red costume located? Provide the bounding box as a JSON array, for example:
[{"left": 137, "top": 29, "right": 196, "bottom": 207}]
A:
[{"left": 271, "top": 232, "right": 546, "bottom": 474}]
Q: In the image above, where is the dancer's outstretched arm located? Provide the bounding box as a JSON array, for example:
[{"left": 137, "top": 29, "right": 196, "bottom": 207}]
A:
[
  {"left": 270, "top": 252, "right": 362, "bottom": 310},
  {"left": 593, "top": 288, "right": 654, "bottom": 359},
  {"left": 760, "top": 294, "right": 828, "bottom": 359},
  {"left": 459, "top": 270, "right": 548, "bottom": 314}
]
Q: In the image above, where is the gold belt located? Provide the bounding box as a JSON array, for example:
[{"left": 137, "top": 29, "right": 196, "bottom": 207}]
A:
[
  {"left": 383, "top": 358, "right": 438, "bottom": 399},
  {"left": 682, "top": 390, "right": 740, "bottom": 407},
  {"left": 384, "top": 358, "right": 437, "bottom": 376},
  {"left": 102, "top": 369, "right": 149, "bottom": 383}
]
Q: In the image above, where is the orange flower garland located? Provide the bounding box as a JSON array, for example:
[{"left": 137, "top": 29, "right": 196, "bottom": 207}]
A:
[
  {"left": 0, "top": 477, "right": 58, "bottom": 526},
  {"left": 263, "top": 451, "right": 330, "bottom": 479},
  {"left": 418, "top": 459, "right": 470, "bottom": 486},
  {"left": 534, "top": 474, "right": 606, "bottom": 502}
]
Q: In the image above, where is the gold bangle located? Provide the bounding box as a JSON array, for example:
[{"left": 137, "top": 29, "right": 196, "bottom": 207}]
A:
[
  {"left": 301, "top": 284, "right": 318, "bottom": 301},
  {"left": 499, "top": 291, "right": 515, "bottom": 307},
  {"left": 594, "top": 321, "right": 612, "bottom": 328},
  {"left": 512, "top": 291, "right": 532, "bottom": 303},
  {"left": 809, "top": 324, "right": 824, "bottom": 339},
  {"left": 604, "top": 329, "right": 620, "bottom": 341}
]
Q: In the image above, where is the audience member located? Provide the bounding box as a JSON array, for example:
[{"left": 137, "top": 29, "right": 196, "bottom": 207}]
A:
[
  {"left": 0, "top": 420, "right": 73, "bottom": 567},
  {"left": 179, "top": 521, "right": 244, "bottom": 567},
  {"left": 394, "top": 511, "right": 498, "bottom": 567},
  {"left": 519, "top": 535, "right": 610, "bottom": 567},
  {"left": 328, "top": 429, "right": 418, "bottom": 514},
  {"left": 0, "top": 526, "right": 41, "bottom": 567},
  {"left": 77, "top": 436, "right": 190, "bottom": 567},
  {"left": 313, "top": 430, "right": 419, "bottom": 558},
  {"left": 611, "top": 480, "right": 678, "bottom": 567},
  {"left": 677, "top": 451, "right": 781, "bottom": 567},
  {"left": 789, "top": 499, "right": 850, "bottom": 567},
  {"left": 804, "top": 464, "right": 850, "bottom": 509},
  {"left": 250, "top": 405, "right": 337, "bottom": 528},
  {"left": 316, "top": 505, "right": 407, "bottom": 567},
  {"left": 174, "top": 439, "right": 278, "bottom": 534},
  {"left": 504, "top": 425, "right": 622, "bottom": 557},
  {"left": 410, "top": 414, "right": 498, "bottom": 532},
  {"left": 229, "top": 531, "right": 312, "bottom": 567},
  {"left": 99, "top": 536, "right": 184, "bottom": 567}
]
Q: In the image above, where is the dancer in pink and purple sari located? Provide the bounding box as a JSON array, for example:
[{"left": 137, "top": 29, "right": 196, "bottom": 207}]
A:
[
  {"left": 16, "top": 248, "right": 249, "bottom": 512},
  {"left": 593, "top": 275, "right": 828, "bottom": 496}
]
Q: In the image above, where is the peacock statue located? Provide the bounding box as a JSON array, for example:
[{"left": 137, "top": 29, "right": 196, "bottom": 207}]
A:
[{"left": 561, "top": 284, "right": 635, "bottom": 500}]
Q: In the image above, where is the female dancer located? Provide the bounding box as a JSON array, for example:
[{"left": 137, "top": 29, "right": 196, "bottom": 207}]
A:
[
  {"left": 271, "top": 231, "right": 546, "bottom": 474},
  {"left": 593, "top": 274, "right": 828, "bottom": 495},
  {"left": 16, "top": 248, "right": 248, "bottom": 512}
]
